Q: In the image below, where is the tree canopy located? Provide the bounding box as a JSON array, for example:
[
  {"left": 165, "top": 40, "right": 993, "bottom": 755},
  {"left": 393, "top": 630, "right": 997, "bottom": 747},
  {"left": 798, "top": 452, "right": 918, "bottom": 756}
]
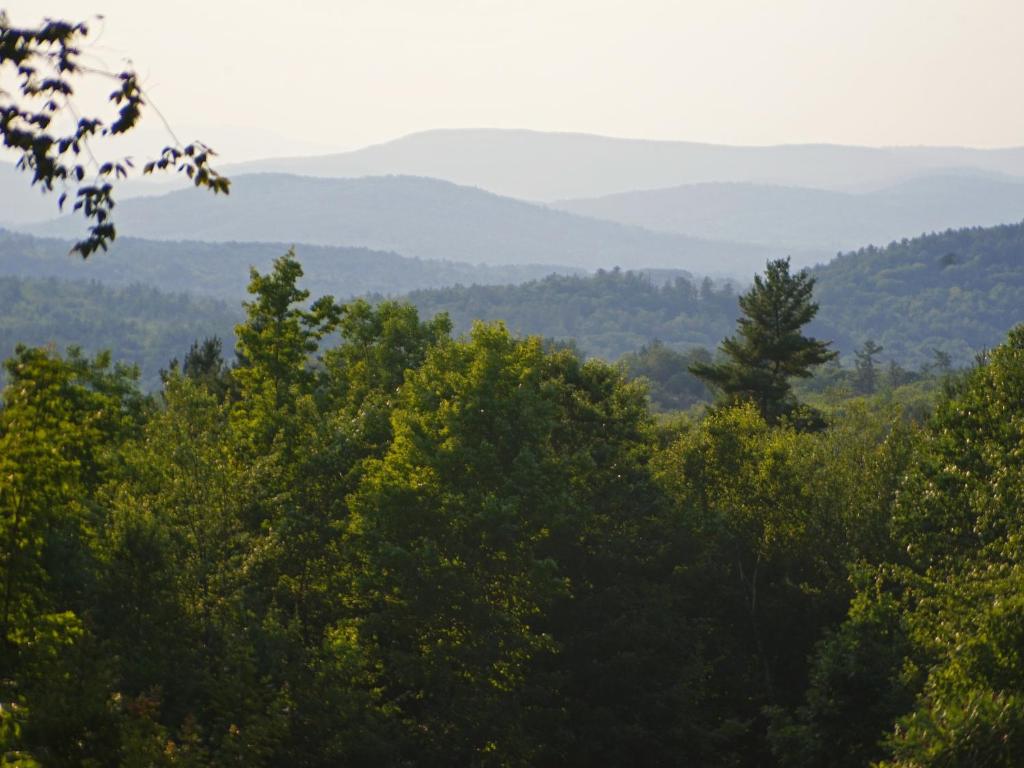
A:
[{"left": 1, "top": 246, "right": 1023, "bottom": 764}]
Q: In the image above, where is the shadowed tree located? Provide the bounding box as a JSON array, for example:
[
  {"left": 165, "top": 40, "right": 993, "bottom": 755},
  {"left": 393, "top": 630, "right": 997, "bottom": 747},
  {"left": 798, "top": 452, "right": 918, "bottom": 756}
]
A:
[{"left": 854, "top": 339, "right": 884, "bottom": 395}]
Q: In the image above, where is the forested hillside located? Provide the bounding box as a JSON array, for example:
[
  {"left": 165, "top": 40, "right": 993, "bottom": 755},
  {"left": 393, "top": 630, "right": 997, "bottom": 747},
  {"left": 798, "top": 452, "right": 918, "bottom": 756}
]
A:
[
  {"left": 810, "top": 222, "right": 1024, "bottom": 366},
  {"left": 405, "top": 222, "right": 1024, "bottom": 367},
  {"left": 6, "top": 220, "right": 1021, "bottom": 394},
  {"left": 0, "top": 230, "right": 575, "bottom": 301},
  {"left": 403, "top": 269, "right": 740, "bottom": 359},
  {"left": 5, "top": 252, "right": 1024, "bottom": 766},
  {"left": 0, "top": 276, "right": 239, "bottom": 389}
]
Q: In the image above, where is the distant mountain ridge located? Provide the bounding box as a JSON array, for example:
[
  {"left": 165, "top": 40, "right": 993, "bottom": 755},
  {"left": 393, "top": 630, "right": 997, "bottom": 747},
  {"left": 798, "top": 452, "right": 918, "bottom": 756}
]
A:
[
  {"left": 554, "top": 174, "right": 1024, "bottom": 252},
  {"left": 9, "top": 129, "right": 1024, "bottom": 276},
  {"left": 225, "top": 128, "right": 1024, "bottom": 201},
  {"left": 25, "top": 173, "right": 792, "bottom": 276}
]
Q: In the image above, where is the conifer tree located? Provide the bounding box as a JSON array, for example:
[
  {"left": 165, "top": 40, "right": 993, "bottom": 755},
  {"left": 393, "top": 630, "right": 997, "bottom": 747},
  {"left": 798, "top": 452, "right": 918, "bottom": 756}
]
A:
[{"left": 691, "top": 258, "right": 836, "bottom": 423}]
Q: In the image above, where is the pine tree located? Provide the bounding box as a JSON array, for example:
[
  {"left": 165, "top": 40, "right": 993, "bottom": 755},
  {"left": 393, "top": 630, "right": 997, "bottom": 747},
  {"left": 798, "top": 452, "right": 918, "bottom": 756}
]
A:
[
  {"left": 854, "top": 339, "right": 884, "bottom": 395},
  {"left": 691, "top": 258, "right": 837, "bottom": 423}
]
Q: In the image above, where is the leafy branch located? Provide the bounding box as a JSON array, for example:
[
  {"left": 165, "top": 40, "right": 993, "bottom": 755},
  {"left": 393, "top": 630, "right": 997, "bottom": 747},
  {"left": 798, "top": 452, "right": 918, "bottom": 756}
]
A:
[{"left": 0, "top": 12, "right": 230, "bottom": 257}]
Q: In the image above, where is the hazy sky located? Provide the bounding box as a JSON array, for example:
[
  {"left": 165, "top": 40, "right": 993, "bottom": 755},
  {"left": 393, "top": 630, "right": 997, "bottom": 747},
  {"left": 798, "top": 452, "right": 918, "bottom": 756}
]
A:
[{"left": 5, "top": 0, "right": 1024, "bottom": 161}]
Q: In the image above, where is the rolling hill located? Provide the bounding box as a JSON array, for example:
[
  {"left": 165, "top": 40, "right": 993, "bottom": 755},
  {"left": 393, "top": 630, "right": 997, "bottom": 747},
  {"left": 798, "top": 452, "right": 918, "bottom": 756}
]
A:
[
  {"left": 25, "top": 173, "right": 791, "bottom": 276},
  {"left": 401, "top": 269, "right": 739, "bottom": 361},
  {"left": 0, "top": 160, "right": 195, "bottom": 228},
  {"left": 808, "top": 222, "right": 1024, "bottom": 365}
]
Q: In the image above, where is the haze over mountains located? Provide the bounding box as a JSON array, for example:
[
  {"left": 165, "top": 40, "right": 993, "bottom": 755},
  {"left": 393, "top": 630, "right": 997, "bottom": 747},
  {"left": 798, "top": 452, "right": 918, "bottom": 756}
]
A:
[
  {"left": 4, "top": 126, "right": 1024, "bottom": 384},
  {"left": 8, "top": 128, "right": 1024, "bottom": 280},
  {"left": 226, "top": 128, "right": 1024, "bottom": 200},
  {"left": 0, "top": 163, "right": 193, "bottom": 228},
  {"left": 0, "top": 163, "right": 58, "bottom": 226},
  {"left": 554, "top": 174, "right": 1024, "bottom": 253}
]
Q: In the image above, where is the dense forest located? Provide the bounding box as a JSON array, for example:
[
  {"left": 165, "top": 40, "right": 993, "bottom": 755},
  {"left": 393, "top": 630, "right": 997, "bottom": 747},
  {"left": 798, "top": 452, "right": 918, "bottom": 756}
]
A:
[
  {"left": 810, "top": 222, "right": 1024, "bottom": 366},
  {"left": 404, "top": 268, "right": 740, "bottom": 360},
  {"left": 4, "top": 8, "right": 1024, "bottom": 766},
  {"left": 4, "top": 222, "right": 1021, "bottom": 374},
  {"left": 0, "top": 272, "right": 947, "bottom": 413},
  {"left": 0, "top": 276, "right": 239, "bottom": 390},
  {"left": 3, "top": 251, "right": 1023, "bottom": 766}
]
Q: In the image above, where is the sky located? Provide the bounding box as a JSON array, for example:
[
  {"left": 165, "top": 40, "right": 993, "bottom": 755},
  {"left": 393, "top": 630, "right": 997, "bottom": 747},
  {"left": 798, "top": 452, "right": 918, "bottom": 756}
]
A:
[{"left": 4, "top": 0, "right": 1024, "bottom": 162}]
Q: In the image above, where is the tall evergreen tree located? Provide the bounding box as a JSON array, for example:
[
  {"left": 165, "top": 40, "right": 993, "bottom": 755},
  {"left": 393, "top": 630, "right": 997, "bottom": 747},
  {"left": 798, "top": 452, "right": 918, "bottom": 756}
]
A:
[{"left": 691, "top": 258, "right": 836, "bottom": 423}]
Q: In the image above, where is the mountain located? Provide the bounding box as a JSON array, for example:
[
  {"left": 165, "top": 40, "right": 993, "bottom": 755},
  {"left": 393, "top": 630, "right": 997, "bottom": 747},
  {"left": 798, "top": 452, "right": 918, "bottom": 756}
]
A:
[
  {"left": 25, "top": 174, "right": 792, "bottom": 276},
  {"left": 225, "top": 128, "right": 1024, "bottom": 201},
  {"left": 554, "top": 175, "right": 1024, "bottom": 252},
  {"left": 0, "top": 230, "right": 579, "bottom": 303}
]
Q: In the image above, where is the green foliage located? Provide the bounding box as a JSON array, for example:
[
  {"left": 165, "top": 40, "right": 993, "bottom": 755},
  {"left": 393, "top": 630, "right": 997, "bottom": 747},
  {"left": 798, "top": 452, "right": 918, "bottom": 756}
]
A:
[
  {"left": 654, "top": 398, "right": 914, "bottom": 765},
  {"left": 780, "top": 324, "right": 1024, "bottom": 767},
  {"left": 853, "top": 339, "right": 884, "bottom": 395},
  {"left": 0, "top": 345, "right": 148, "bottom": 763},
  {"left": 6, "top": 219, "right": 1022, "bottom": 396},
  {"left": 619, "top": 340, "right": 711, "bottom": 412},
  {"left": 406, "top": 222, "right": 1024, "bottom": 368},
  {"left": 767, "top": 585, "right": 914, "bottom": 768},
  {"left": 405, "top": 269, "right": 738, "bottom": 361},
  {"left": 347, "top": 325, "right": 567, "bottom": 763}
]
